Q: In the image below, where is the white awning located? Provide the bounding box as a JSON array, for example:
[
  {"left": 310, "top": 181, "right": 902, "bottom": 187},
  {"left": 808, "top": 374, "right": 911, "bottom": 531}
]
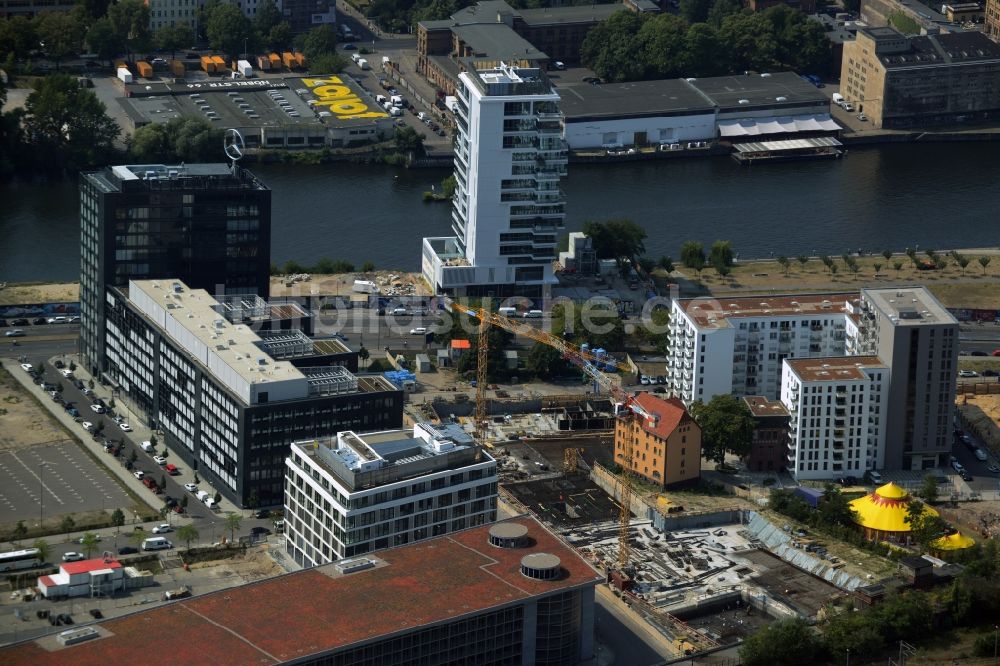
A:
[
  {"left": 719, "top": 114, "right": 841, "bottom": 137},
  {"left": 733, "top": 136, "right": 844, "bottom": 153}
]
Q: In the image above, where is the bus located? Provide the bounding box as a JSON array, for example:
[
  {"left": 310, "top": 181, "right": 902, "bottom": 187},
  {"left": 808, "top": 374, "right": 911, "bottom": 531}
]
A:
[{"left": 0, "top": 548, "right": 42, "bottom": 572}]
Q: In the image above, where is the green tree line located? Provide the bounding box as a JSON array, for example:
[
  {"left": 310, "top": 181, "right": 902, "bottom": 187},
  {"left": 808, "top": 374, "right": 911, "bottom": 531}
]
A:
[{"left": 581, "top": 4, "right": 830, "bottom": 82}]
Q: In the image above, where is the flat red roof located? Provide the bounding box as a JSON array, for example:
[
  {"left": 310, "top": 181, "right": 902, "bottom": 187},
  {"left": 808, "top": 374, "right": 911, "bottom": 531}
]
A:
[
  {"left": 450, "top": 338, "right": 471, "bottom": 349},
  {"left": 677, "top": 293, "right": 854, "bottom": 328},
  {"left": 60, "top": 558, "right": 122, "bottom": 575},
  {"left": 4, "top": 517, "right": 600, "bottom": 666}
]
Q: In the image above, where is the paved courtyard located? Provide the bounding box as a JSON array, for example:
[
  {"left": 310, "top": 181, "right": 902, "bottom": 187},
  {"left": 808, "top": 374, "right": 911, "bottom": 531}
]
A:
[{"left": 0, "top": 442, "right": 132, "bottom": 525}]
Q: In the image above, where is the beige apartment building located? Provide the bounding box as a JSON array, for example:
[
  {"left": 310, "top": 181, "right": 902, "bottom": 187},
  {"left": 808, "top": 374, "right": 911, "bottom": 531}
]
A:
[
  {"left": 614, "top": 393, "right": 701, "bottom": 488},
  {"left": 841, "top": 26, "right": 1000, "bottom": 128}
]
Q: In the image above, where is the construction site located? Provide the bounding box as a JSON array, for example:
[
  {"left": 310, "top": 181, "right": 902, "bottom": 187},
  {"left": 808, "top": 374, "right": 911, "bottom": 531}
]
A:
[{"left": 439, "top": 304, "right": 868, "bottom": 659}]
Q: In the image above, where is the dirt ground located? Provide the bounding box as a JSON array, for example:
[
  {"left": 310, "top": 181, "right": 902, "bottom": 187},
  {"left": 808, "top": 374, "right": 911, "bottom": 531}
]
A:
[
  {"left": 958, "top": 395, "right": 1000, "bottom": 453},
  {"left": 269, "top": 271, "right": 431, "bottom": 298},
  {"left": 0, "top": 366, "right": 70, "bottom": 453},
  {"left": 189, "top": 545, "right": 285, "bottom": 581},
  {"left": 938, "top": 500, "right": 1000, "bottom": 541},
  {"left": 0, "top": 282, "right": 79, "bottom": 305},
  {"left": 663, "top": 251, "right": 1000, "bottom": 309}
]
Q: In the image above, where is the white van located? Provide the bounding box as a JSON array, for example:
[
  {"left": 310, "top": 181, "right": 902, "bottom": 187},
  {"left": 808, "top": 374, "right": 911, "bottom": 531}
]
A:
[
  {"left": 417, "top": 111, "right": 427, "bottom": 121},
  {"left": 195, "top": 490, "right": 210, "bottom": 502},
  {"left": 376, "top": 94, "right": 387, "bottom": 105},
  {"left": 390, "top": 95, "right": 404, "bottom": 107},
  {"left": 522, "top": 310, "right": 543, "bottom": 319},
  {"left": 141, "top": 441, "right": 154, "bottom": 452},
  {"left": 142, "top": 537, "right": 173, "bottom": 551},
  {"left": 832, "top": 93, "right": 844, "bottom": 106},
  {"left": 351, "top": 53, "right": 361, "bottom": 64},
  {"left": 498, "top": 306, "right": 518, "bottom": 317},
  {"left": 204, "top": 497, "right": 217, "bottom": 509}
]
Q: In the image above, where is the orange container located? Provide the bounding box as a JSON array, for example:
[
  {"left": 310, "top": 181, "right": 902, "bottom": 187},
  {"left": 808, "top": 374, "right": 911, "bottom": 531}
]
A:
[
  {"left": 170, "top": 60, "right": 185, "bottom": 76},
  {"left": 293, "top": 52, "right": 306, "bottom": 68},
  {"left": 136, "top": 61, "right": 153, "bottom": 78},
  {"left": 268, "top": 53, "right": 281, "bottom": 68},
  {"left": 282, "top": 51, "right": 295, "bottom": 69},
  {"left": 200, "top": 55, "right": 215, "bottom": 73}
]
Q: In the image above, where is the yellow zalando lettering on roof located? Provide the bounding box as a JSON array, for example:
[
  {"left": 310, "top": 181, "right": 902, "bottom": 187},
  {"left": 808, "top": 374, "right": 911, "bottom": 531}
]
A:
[{"left": 303, "top": 77, "right": 386, "bottom": 120}]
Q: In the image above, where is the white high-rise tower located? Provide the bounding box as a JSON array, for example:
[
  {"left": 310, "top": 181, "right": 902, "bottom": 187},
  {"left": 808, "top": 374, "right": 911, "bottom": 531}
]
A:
[{"left": 422, "top": 62, "right": 567, "bottom": 297}]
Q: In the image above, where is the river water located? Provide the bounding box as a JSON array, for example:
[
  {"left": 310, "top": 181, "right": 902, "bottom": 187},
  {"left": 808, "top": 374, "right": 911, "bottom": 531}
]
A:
[{"left": 2, "top": 143, "right": 999, "bottom": 283}]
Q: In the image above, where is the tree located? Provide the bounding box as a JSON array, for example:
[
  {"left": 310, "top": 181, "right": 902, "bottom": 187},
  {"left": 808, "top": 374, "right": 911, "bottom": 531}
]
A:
[
  {"left": 160, "top": 474, "right": 167, "bottom": 491},
  {"left": 35, "top": 11, "right": 84, "bottom": 69},
  {"left": 917, "top": 473, "right": 938, "bottom": 504},
  {"left": 979, "top": 255, "right": 991, "bottom": 275},
  {"left": 214, "top": 491, "right": 222, "bottom": 504},
  {"left": 582, "top": 218, "right": 647, "bottom": 265},
  {"left": 680, "top": 240, "right": 706, "bottom": 271},
  {"left": 224, "top": 513, "right": 241, "bottom": 542},
  {"left": 740, "top": 618, "right": 821, "bottom": 666},
  {"left": 130, "top": 116, "right": 224, "bottom": 163},
  {"left": 206, "top": 2, "right": 254, "bottom": 60},
  {"left": 893, "top": 260, "right": 903, "bottom": 275},
  {"left": 308, "top": 51, "right": 347, "bottom": 74},
  {"left": 658, "top": 255, "right": 674, "bottom": 273},
  {"left": 706, "top": 0, "right": 740, "bottom": 26},
  {"left": 107, "top": 0, "right": 151, "bottom": 58},
  {"left": 60, "top": 515, "right": 75, "bottom": 532},
  {"left": 254, "top": 0, "right": 283, "bottom": 34},
  {"left": 86, "top": 18, "right": 124, "bottom": 66},
  {"left": 361, "top": 260, "right": 375, "bottom": 272},
  {"left": 874, "top": 262, "right": 882, "bottom": 275},
  {"left": 129, "top": 449, "right": 137, "bottom": 465},
  {"left": 150, "top": 434, "right": 158, "bottom": 447},
  {"left": 817, "top": 484, "right": 857, "bottom": 526},
  {"left": 0, "top": 15, "right": 39, "bottom": 60},
  {"left": 111, "top": 508, "right": 125, "bottom": 530},
  {"left": 13, "top": 520, "right": 27, "bottom": 542},
  {"left": 715, "top": 262, "right": 731, "bottom": 280},
  {"left": 689, "top": 394, "right": 755, "bottom": 464},
  {"left": 580, "top": 11, "right": 646, "bottom": 82},
  {"left": 155, "top": 24, "right": 194, "bottom": 60},
  {"left": 679, "top": 0, "right": 712, "bottom": 24},
  {"left": 882, "top": 249, "right": 893, "bottom": 262},
  {"left": 80, "top": 532, "right": 100, "bottom": 557},
  {"left": 176, "top": 523, "right": 199, "bottom": 550},
  {"left": 683, "top": 22, "right": 728, "bottom": 78},
  {"left": 302, "top": 24, "right": 338, "bottom": 61},
  {"left": 904, "top": 499, "right": 948, "bottom": 548},
  {"left": 358, "top": 346, "right": 370, "bottom": 368},
  {"left": 709, "top": 240, "right": 734, "bottom": 267},
  {"left": 32, "top": 538, "right": 50, "bottom": 563},
  {"left": 268, "top": 22, "right": 293, "bottom": 52},
  {"left": 719, "top": 12, "right": 778, "bottom": 73},
  {"left": 129, "top": 528, "right": 146, "bottom": 549},
  {"left": 637, "top": 14, "right": 688, "bottom": 79},
  {"left": 829, "top": 263, "right": 838, "bottom": 277},
  {"left": 525, "top": 342, "right": 572, "bottom": 377},
  {"left": 797, "top": 255, "right": 809, "bottom": 271},
  {"left": 180, "top": 495, "right": 188, "bottom": 510},
  {"left": 776, "top": 256, "right": 790, "bottom": 276},
  {"left": 822, "top": 608, "right": 885, "bottom": 658},
  {"left": 392, "top": 125, "right": 425, "bottom": 155},
  {"left": 23, "top": 74, "right": 120, "bottom": 172}
]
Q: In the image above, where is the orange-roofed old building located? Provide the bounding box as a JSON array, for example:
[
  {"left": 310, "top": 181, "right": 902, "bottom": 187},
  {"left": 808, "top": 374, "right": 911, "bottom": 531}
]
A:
[{"left": 614, "top": 393, "right": 701, "bottom": 488}]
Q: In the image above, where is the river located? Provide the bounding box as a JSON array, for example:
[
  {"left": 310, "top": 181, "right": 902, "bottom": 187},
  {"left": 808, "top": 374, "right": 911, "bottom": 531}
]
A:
[{"left": 1, "top": 143, "right": 998, "bottom": 283}]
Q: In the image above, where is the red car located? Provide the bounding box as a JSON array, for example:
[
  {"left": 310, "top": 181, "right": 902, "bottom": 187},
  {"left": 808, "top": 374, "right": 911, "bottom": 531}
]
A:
[{"left": 992, "top": 349, "right": 1000, "bottom": 356}]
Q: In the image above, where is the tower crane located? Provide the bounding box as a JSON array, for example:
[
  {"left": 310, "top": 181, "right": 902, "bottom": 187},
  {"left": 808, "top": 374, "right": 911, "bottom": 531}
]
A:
[{"left": 452, "top": 302, "right": 653, "bottom": 570}]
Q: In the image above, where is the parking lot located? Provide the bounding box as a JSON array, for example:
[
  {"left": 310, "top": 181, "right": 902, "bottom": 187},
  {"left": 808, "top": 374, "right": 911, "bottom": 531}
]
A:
[{"left": 0, "top": 442, "right": 131, "bottom": 525}]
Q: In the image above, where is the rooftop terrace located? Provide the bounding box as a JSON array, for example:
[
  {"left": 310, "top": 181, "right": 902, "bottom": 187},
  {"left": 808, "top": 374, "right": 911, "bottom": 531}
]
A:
[
  {"left": 2, "top": 517, "right": 601, "bottom": 666},
  {"left": 677, "top": 292, "right": 854, "bottom": 328},
  {"left": 785, "top": 355, "right": 885, "bottom": 382}
]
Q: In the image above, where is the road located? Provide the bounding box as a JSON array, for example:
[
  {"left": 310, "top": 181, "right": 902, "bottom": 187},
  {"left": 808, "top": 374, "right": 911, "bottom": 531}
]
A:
[{"left": 951, "top": 426, "right": 1000, "bottom": 493}]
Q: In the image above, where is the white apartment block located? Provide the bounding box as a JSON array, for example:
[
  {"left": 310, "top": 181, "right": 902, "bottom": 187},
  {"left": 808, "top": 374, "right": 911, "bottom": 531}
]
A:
[
  {"left": 781, "top": 356, "right": 888, "bottom": 481},
  {"left": 422, "top": 62, "right": 567, "bottom": 297},
  {"left": 665, "top": 293, "right": 852, "bottom": 404},
  {"left": 284, "top": 422, "right": 498, "bottom": 567}
]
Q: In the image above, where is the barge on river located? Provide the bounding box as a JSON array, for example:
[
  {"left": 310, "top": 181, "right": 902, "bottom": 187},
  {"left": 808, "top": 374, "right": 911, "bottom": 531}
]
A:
[{"left": 732, "top": 136, "right": 844, "bottom": 165}]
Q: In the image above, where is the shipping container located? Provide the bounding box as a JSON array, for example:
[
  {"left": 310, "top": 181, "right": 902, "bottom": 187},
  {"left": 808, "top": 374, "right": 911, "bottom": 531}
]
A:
[
  {"left": 136, "top": 61, "right": 153, "bottom": 78},
  {"left": 114, "top": 61, "right": 127, "bottom": 71},
  {"left": 293, "top": 52, "right": 306, "bottom": 68},
  {"left": 211, "top": 55, "right": 225, "bottom": 70},
  {"left": 236, "top": 59, "right": 253, "bottom": 77},
  {"left": 256, "top": 55, "right": 271, "bottom": 71},
  {"left": 200, "top": 55, "right": 215, "bottom": 73},
  {"left": 117, "top": 67, "right": 133, "bottom": 83},
  {"left": 268, "top": 53, "right": 281, "bottom": 68},
  {"left": 282, "top": 52, "right": 295, "bottom": 69},
  {"left": 169, "top": 59, "right": 185, "bottom": 76}
]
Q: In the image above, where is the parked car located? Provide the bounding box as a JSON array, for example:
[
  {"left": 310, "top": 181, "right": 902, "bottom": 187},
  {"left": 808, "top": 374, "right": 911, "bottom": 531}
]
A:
[
  {"left": 153, "top": 455, "right": 167, "bottom": 465},
  {"left": 959, "top": 370, "right": 978, "bottom": 378},
  {"left": 152, "top": 523, "right": 173, "bottom": 534},
  {"left": 81, "top": 421, "right": 94, "bottom": 431},
  {"left": 971, "top": 351, "right": 988, "bottom": 357},
  {"left": 117, "top": 546, "right": 138, "bottom": 555},
  {"left": 255, "top": 509, "right": 270, "bottom": 519},
  {"left": 120, "top": 423, "right": 133, "bottom": 432},
  {"left": 184, "top": 483, "right": 198, "bottom": 492},
  {"left": 250, "top": 526, "right": 271, "bottom": 536},
  {"left": 62, "top": 552, "right": 85, "bottom": 562},
  {"left": 984, "top": 369, "right": 999, "bottom": 377},
  {"left": 5, "top": 329, "right": 25, "bottom": 337},
  {"left": 342, "top": 43, "right": 356, "bottom": 50},
  {"left": 952, "top": 460, "right": 965, "bottom": 472},
  {"left": 76, "top": 535, "right": 101, "bottom": 544},
  {"left": 20, "top": 363, "right": 32, "bottom": 372},
  {"left": 133, "top": 470, "right": 145, "bottom": 480},
  {"left": 91, "top": 404, "right": 105, "bottom": 414},
  {"left": 961, "top": 470, "right": 974, "bottom": 481},
  {"left": 409, "top": 327, "right": 427, "bottom": 335}
]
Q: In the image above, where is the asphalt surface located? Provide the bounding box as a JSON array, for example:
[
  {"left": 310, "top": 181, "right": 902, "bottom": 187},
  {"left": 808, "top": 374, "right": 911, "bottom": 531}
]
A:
[{"left": 0, "top": 440, "right": 131, "bottom": 526}]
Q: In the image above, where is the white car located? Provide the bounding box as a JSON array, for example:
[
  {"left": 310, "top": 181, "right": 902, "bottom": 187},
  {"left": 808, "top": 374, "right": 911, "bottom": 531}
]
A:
[
  {"left": 141, "top": 441, "right": 154, "bottom": 452},
  {"left": 959, "top": 370, "right": 979, "bottom": 378},
  {"left": 134, "top": 470, "right": 145, "bottom": 480},
  {"left": 153, "top": 455, "right": 167, "bottom": 466},
  {"left": 152, "top": 524, "right": 173, "bottom": 534},
  {"left": 82, "top": 387, "right": 93, "bottom": 396},
  {"left": 119, "top": 423, "right": 132, "bottom": 432},
  {"left": 60, "top": 369, "right": 74, "bottom": 378},
  {"left": 184, "top": 483, "right": 198, "bottom": 493},
  {"left": 409, "top": 327, "right": 427, "bottom": 335},
  {"left": 47, "top": 316, "right": 69, "bottom": 324},
  {"left": 76, "top": 535, "right": 101, "bottom": 544},
  {"left": 90, "top": 404, "right": 105, "bottom": 414},
  {"left": 81, "top": 421, "right": 94, "bottom": 431},
  {"left": 20, "top": 363, "right": 32, "bottom": 372},
  {"left": 62, "top": 552, "right": 85, "bottom": 562}
]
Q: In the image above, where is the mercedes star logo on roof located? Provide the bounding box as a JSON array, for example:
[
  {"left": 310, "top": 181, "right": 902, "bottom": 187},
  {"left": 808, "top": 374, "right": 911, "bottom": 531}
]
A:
[{"left": 224, "top": 128, "right": 245, "bottom": 165}]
